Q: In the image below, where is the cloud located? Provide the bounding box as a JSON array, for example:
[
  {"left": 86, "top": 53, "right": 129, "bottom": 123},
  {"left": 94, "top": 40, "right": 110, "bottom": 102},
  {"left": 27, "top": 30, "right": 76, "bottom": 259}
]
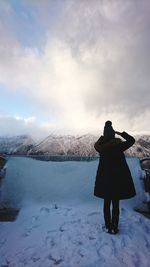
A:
[
  {"left": 0, "top": 115, "right": 54, "bottom": 138},
  {"left": 0, "top": 0, "right": 150, "bottom": 135}
]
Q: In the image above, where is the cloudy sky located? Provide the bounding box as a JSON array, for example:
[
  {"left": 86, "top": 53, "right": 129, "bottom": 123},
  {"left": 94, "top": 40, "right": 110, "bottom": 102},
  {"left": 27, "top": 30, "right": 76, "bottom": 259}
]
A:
[{"left": 0, "top": 0, "right": 150, "bottom": 138}]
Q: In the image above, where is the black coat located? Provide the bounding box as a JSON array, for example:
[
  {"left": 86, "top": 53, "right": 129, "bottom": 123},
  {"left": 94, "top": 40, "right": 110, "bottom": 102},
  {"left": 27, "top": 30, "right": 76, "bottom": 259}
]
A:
[{"left": 94, "top": 132, "right": 136, "bottom": 200}]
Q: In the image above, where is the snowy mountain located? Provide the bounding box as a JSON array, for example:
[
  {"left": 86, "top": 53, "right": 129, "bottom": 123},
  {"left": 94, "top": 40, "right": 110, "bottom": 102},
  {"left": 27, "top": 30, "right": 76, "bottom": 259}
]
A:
[
  {"left": 126, "top": 135, "right": 150, "bottom": 157},
  {"left": 28, "top": 134, "right": 150, "bottom": 157},
  {"left": 0, "top": 133, "right": 150, "bottom": 157},
  {"left": 0, "top": 135, "right": 35, "bottom": 155},
  {"left": 28, "top": 134, "right": 96, "bottom": 156}
]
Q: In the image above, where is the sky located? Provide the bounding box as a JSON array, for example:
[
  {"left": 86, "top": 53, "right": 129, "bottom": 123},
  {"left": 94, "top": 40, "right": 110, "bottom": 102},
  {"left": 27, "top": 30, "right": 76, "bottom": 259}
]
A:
[{"left": 0, "top": 0, "right": 150, "bottom": 138}]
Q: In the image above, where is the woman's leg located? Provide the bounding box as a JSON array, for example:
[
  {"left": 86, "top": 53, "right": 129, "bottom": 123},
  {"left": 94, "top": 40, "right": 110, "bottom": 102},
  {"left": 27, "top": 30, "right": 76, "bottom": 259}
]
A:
[
  {"left": 112, "top": 199, "right": 120, "bottom": 232},
  {"left": 103, "top": 199, "right": 111, "bottom": 230}
]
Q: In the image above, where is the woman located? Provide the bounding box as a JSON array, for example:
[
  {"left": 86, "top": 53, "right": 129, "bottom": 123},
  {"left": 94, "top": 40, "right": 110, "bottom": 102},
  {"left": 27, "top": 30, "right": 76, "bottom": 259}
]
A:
[{"left": 94, "top": 121, "right": 136, "bottom": 234}]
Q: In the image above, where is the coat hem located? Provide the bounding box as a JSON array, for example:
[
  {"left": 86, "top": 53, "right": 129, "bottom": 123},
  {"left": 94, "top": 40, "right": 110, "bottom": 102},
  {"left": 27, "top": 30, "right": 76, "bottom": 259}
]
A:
[{"left": 94, "top": 193, "right": 136, "bottom": 200}]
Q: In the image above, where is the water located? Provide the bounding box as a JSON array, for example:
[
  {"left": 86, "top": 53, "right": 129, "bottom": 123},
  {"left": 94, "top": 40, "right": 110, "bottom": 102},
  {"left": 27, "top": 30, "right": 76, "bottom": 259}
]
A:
[{"left": 9, "top": 155, "right": 99, "bottom": 162}]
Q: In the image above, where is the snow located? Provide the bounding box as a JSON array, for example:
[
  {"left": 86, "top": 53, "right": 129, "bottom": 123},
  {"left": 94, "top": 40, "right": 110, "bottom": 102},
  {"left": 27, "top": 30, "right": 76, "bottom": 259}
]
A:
[
  {"left": 0, "top": 135, "right": 35, "bottom": 154},
  {"left": 28, "top": 134, "right": 97, "bottom": 156},
  {"left": 0, "top": 157, "right": 150, "bottom": 267},
  {"left": 0, "top": 133, "right": 150, "bottom": 157}
]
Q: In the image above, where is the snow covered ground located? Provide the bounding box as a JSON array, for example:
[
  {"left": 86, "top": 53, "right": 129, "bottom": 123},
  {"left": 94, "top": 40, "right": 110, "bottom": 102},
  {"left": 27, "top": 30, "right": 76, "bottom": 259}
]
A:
[{"left": 0, "top": 157, "right": 150, "bottom": 267}]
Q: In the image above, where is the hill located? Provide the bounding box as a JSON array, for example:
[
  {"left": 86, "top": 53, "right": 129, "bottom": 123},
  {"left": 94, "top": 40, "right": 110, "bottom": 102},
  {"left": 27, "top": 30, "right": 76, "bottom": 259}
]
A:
[{"left": 0, "top": 134, "right": 150, "bottom": 157}]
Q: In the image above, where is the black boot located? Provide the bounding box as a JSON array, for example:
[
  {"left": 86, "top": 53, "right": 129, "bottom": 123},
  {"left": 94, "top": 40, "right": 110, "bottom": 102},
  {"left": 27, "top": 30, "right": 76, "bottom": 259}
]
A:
[
  {"left": 111, "top": 225, "right": 119, "bottom": 234},
  {"left": 105, "top": 222, "right": 112, "bottom": 233}
]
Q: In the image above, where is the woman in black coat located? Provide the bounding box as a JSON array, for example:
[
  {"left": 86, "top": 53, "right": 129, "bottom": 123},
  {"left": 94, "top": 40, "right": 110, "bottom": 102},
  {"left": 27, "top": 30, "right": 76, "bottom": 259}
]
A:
[{"left": 94, "top": 121, "right": 136, "bottom": 234}]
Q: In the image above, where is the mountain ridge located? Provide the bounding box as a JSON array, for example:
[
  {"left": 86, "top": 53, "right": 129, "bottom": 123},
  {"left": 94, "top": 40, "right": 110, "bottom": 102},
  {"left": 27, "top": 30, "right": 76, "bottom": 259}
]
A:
[{"left": 0, "top": 133, "right": 150, "bottom": 157}]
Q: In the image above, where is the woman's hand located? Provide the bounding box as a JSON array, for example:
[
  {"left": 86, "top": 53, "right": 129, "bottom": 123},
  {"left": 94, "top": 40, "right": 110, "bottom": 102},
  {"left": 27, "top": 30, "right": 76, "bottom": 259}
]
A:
[{"left": 115, "top": 131, "right": 123, "bottom": 135}]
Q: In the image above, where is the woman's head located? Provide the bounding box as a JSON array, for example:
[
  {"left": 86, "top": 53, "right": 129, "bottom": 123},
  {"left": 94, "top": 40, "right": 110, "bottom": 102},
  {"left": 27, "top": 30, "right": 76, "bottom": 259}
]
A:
[{"left": 103, "top": 120, "right": 115, "bottom": 139}]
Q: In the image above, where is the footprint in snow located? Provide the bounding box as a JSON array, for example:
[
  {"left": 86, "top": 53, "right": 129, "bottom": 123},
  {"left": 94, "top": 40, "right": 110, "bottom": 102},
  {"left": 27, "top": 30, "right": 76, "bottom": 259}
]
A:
[
  {"left": 0, "top": 238, "right": 6, "bottom": 248},
  {"left": 45, "top": 236, "right": 55, "bottom": 248},
  {"left": 48, "top": 254, "right": 64, "bottom": 265},
  {"left": 31, "top": 215, "right": 39, "bottom": 224},
  {"left": 40, "top": 207, "right": 50, "bottom": 215},
  {"left": 88, "top": 212, "right": 100, "bottom": 216}
]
